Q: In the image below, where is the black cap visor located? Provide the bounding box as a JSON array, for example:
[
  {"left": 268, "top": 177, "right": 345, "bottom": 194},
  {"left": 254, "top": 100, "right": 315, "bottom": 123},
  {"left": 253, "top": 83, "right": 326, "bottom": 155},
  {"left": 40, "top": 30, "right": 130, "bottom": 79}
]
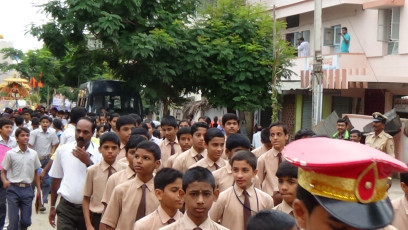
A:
[{"left": 314, "top": 195, "right": 394, "bottom": 229}]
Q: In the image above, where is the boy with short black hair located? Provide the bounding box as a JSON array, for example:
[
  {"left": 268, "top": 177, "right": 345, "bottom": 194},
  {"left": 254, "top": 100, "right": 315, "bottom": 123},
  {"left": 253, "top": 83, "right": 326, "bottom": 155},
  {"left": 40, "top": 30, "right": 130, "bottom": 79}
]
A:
[
  {"left": 83, "top": 132, "right": 126, "bottom": 230},
  {"left": 116, "top": 115, "right": 137, "bottom": 160},
  {"left": 167, "top": 127, "right": 192, "bottom": 168},
  {"left": 213, "top": 134, "right": 261, "bottom": 192},
  {"left": 133, "top": 168, "right": 183, "bottom": 230},
  {"left": 100, "top": 141, "right": 161, "bottom": 230},
  {"left": 273, "top": 161, "right": 298, "bottom": 216},
  {"left": 0, "top": 118, "right": 17, "bottom": 229},
  {"left": 392, "top": 171, "right": 408, "bottom": 230},
  {"left": 221, "top": 113, "right": 240, "bottom": 137},
  {"left": 257, "top": 121, "right": 289, "bottom": 204},
  {"left": 161, "top": 166, "right": 227, "bottom": 230},
  {"left": 28, "top": 115, "right": 59, "bottom": 210},
  {"left": 158, "top": 116, "right": 181, "bottom": 169},
  {"left": 1, "top": 127, "right": 41, "bottom": 230},
  {"left": 109, "top": 113, "right": 120, "bottom": 133},
  {"left": 252, "top": 128, "right": 272, "bottom": 158},
  {"left": 173, "top": 122, "right": 207, "bottom": 173},
  {"left": 190, "top": 128, "right": 226, "bottom": 171},
  {"left": 210, "top": 151, "right": 273, "bottom": 230},
  {"left": 101, "top": 135, "right": 146, "bottom": 208},
  {"left": 247, "top": 210, "right": 297, "bottom": 230},
  {"left": 31, "top": 117, "right": 40, "bottom": 130}
]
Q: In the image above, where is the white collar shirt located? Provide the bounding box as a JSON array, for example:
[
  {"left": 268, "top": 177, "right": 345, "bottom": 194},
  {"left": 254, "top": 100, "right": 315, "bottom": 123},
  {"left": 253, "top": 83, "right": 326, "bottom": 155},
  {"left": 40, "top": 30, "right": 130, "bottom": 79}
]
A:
[
  {"left": 1, "top": 146, "right": 40, "bottom": 183},
  {"left": 60, "top": 124, "right": 76, "bottom": 145},
  {"left": 0, "top": 135, "right": 17, "bottom": 148},
  {"left": 28, "top": 128, "right": 59, "bottom": 157},
  {"left": 49, "top": 141, "right": 101, "bottom": 204}
]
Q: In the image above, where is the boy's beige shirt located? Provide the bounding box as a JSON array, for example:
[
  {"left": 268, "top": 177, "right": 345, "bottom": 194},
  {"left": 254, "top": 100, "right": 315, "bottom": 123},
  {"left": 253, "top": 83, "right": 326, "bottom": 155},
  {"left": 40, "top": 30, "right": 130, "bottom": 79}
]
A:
[
  {"left": 209, "top": 184, "right": 274, "bottom": 230},
  {"left": 172, "top": 147, "right": 207, "bottom": 173},
  {"left": 252, "top": 144, "right": 269, "bottom": 159},
  {"left": 101, "top": 166, "right": 136, "bottom": 205},
  {"left": 83, "top": 159, "right": 127, "bottom": 213},
  {"left": 391, "top": 196, "right": 408, "bottom": 230},
  {"left": 159, "top": 138, "right": 181, "bottom": 169},
  {"left": 159, "top": 213, "right": 229, "bottom": 230},
  {"left": 101, "top": 176, "right": 159, "bottom": 230},
  {"left": 167, "top": 151, "right": 181, "bottom": 168},
  {"left": 257, "top": 148, "right": 281, "bottom": 195},
  {"left": 213, "top": 163, "right": 261, "bottom": 193},
  {"left": 117, "top": 142, "right": 126, "bottom": 160},
  {"left": 273, "top": 199, "right": 293, "bottom": 215},
  {"left": 189, "top": 156, "right": 226, "bottom": 172},
  {"left": 133, "top": 205, "right": 183, "bottom": 230}
]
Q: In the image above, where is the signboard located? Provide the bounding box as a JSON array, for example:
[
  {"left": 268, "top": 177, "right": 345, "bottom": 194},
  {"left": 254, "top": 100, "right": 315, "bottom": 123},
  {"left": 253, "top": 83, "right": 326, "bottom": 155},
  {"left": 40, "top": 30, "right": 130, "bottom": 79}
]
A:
[{"left": 305, "top": 55, "right": 340, "bottom": 71}]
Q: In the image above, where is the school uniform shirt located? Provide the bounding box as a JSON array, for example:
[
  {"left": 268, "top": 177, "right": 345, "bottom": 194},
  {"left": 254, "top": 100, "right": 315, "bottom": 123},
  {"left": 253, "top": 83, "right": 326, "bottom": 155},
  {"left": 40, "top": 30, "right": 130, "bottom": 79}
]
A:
[
  {"left": 209, "top": 184, "right": 273, "bottom": 230},
  {"left": 257, "top": 148, "right": 281, "bottom": 196},
  {"left": 0, "top": 135, "right": 17, "bottom": 148},
  {"left": 59, "top": 124, "right": 75, "bottom": 145},
  {"left": 1, "top": 146, "right": 40, "bottom": 183},
  {"left": 159, "top": 213, "right": 229, "bottom": 230},
  {"left": 28, "top": 128, "right": 59, "bottom": 158},
  {"left": 49, "top": 141, "right": 102, "bottom": 204},
  {"left": 273, "top": 199, "right": 293, "bottom": 216},
  {"left": 172, "top": 147, "right": 207, "bottom": 173},
  {"left": 167, "top": 151, "right": 181, "bottom": 168},
  {"left": 23, "top": 120, "right": 32, "bottom": 131},
  {"left": 213, "top": 163, "right": 261, "bottom": 193},
  {"left": 101, "top": 176, "right": 159, "bottom": 230},
  {"left": 158, "top": 138, "right": 181, "bottom": 169},
  {"left": 133, "top": 205, "right": 183, "bottom": 230},
  {"left": 391, "top": 196, "right": 408, "bottom": 230},
  {"left": 189, "top": 156, "right": 226, "bottom": 172},
  {"left": 117, "top": 142, "right": 126, "bottom": 160},
  {"left": 83, "top": 160, "right": 127, "bottom": 214},
  {"left": 101, "top": 166, "right": 136, "bottom": 205},
  {"left": 251, "top": 144, "right": 269, "bottom": 159}
]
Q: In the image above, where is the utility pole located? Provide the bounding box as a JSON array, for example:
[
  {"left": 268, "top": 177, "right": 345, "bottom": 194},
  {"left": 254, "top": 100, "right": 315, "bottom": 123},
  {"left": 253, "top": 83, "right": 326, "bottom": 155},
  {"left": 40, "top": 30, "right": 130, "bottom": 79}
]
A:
[{"left": 312, "top": 0, "right": 323, "bottom": 126}]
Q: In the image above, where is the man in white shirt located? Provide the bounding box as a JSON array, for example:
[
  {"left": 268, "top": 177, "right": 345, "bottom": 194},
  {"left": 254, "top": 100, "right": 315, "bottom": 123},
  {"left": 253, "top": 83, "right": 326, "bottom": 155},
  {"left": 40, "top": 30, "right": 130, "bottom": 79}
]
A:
[
  {"left": 48, "top": 117, "right": 101, "bottom": 229},
  {"left": 297, "top": 37, "right": 310, "bottom": 57}
]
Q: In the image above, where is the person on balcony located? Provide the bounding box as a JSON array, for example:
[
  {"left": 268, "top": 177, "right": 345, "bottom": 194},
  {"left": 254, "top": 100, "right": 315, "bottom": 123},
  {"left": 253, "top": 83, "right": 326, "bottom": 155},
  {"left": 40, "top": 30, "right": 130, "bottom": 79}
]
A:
[
  {"left": 340, "top": 27, "right": 350, "bottom": 53},
  {"left": 296, "top": 37, "right": 310, "bottom": 57}
]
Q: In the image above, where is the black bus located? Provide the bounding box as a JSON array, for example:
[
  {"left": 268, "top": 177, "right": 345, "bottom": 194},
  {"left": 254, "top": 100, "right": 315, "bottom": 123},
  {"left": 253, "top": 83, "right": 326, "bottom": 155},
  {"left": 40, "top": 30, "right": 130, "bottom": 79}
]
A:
[{"left": 77, "top": 80, "right": 143, "bottom": 116}]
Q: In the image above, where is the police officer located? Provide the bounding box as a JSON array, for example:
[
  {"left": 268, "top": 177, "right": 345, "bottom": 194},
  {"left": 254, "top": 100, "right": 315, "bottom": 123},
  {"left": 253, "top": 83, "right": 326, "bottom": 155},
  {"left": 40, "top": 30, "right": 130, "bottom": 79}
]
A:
[
  {"left": 283, "top": 137, "right": 407, "bottom": 230},
  {"left": 365, "top": 112, "right": 395, "bottom": 157}
]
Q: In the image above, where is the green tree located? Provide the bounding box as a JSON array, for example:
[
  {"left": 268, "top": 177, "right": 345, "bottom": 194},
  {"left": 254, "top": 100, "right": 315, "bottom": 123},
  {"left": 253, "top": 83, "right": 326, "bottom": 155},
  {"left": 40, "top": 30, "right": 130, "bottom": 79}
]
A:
[{"left": 31, "top": 0, "right": 200, "bottom": 115}]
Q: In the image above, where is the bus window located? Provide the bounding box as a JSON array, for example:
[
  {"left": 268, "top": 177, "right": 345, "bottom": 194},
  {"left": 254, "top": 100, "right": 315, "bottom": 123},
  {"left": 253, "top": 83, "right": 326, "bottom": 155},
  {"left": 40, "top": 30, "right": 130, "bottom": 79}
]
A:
[{"left": 113, "top": 96, "right": 121, "bottom": 110}]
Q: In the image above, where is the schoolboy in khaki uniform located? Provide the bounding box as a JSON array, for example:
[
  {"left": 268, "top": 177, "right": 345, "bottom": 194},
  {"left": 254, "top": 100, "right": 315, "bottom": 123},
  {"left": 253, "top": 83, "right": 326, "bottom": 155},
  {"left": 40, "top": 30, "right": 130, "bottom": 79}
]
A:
[
  {"left": 273, "top": 161, "right": 298, "bottom": 217},
  {"left": 167, "top": 127, "right": 192, "bottom": 168},
  {"left": 83, "top": 132, "right": 127, "bottom": 230},
  {"left": 391, "top": 171, "right": 408, "bottom": 230},
  {"left": 173, "top": 122, "right": 207, "bottom": 173},
  {"left": 158, "top": 116, "right": 181, "bottom": 168},
  {"left": 100, "top": 141, "right": 161, "bottom": 230},
  {"left": 133, "top": 168, "right": 183, "bottom": 230},
  {"left": 285, "top": 138, "right": 408, "bottom": 230},
  {"left": 213, "top": 134, "right": 260, "bottom": 193},
  {"left": 115, "top": 115, "right": 136, "bottom": 160},
  {"left": 210, "top": 151, "right": 273, "bottom": 230},
  {"left": 160, "top": 167, "right": 228, "bottom": 230},
  {"left": 257, "top": 121, "right": 289, "bottom": 204},
  {"left": 190, "top": 128, "right": 226, "bottom": 172},
  {"left": 220, "top": 113, "right": 240, "bottom": 160},
  {"left": 101, "top": 135, "right": 145, "bottom": 208},
  {"left": 251, "top": 128, "right": 272, "bottom": 159}
]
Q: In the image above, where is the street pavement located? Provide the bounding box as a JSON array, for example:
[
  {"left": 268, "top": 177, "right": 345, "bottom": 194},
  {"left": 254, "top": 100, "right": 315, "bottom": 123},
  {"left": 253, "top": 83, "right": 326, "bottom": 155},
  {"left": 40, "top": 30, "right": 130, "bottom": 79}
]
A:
[{"left": 16, "top": 178, "right": 402, "bottom": 229}]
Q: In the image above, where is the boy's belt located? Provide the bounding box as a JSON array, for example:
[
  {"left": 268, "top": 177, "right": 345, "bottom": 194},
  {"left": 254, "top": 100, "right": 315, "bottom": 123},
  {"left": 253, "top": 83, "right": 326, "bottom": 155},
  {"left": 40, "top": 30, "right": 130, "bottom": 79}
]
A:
[{"left": 11, "top": 183, "right": 31, "bottom": 188}]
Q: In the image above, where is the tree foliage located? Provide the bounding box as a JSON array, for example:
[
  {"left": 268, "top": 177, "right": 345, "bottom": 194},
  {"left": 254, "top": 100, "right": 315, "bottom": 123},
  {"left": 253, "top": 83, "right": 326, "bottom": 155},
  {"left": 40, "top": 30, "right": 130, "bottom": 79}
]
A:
[
  {"left": 30, "top": 0, "right": 295, "bottom": 113},
  {"left": 190, "top": 0, "right": 295, "bottom": 111}
]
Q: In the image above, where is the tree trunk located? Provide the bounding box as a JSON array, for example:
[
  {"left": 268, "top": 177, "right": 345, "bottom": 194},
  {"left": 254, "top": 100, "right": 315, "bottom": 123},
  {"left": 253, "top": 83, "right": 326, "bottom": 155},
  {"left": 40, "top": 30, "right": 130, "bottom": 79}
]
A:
[
  {"left": 244, "top": 111, "right": 254, "bottom": 142},
  {"left": 162, "top": 99, "right": 170, "bottom": 117}
]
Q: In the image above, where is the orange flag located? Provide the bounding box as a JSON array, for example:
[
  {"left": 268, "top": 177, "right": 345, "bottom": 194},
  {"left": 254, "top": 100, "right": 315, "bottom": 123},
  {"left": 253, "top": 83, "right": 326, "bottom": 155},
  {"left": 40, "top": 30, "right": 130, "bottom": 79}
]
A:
[
  {"left": 38, "top": 81, "right": 43, "bottom": 88},
  {"left": 32, "top": 77, "right": 37, "bottom": 88}
]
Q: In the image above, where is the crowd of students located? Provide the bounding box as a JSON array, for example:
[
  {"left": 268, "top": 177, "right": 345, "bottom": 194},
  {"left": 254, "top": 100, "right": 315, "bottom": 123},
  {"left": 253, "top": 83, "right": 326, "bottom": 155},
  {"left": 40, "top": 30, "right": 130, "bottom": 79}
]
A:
[{"left": 0, "top": 106, "right": 407, "bottom": 230}]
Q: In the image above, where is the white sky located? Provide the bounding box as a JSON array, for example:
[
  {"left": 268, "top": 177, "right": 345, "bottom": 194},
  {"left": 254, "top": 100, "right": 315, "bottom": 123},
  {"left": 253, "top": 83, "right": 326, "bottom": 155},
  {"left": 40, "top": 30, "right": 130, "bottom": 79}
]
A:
[{"left": 0, "top": 0, "right": 49, "bottom": 51}]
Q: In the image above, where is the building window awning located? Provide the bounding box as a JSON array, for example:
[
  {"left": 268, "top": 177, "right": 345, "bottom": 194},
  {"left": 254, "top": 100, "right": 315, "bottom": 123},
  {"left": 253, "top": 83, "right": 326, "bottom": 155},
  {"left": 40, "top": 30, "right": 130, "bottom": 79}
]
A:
[{"left": 363, "top": 0, "right": 404, "bottom": 9}]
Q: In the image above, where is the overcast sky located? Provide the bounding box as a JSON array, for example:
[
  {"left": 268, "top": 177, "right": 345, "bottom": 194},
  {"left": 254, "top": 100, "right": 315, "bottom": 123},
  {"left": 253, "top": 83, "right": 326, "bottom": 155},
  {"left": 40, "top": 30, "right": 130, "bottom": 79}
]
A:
[{"left": 0, "top": 0, "right": 49, "bottom": 51}]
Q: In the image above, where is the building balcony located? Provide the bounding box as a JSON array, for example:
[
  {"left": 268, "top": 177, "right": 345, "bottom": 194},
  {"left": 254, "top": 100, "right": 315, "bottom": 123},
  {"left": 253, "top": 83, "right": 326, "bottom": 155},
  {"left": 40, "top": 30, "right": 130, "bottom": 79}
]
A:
[{"left": 291, "top": 53, "right": 370, "bottom": 90}]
